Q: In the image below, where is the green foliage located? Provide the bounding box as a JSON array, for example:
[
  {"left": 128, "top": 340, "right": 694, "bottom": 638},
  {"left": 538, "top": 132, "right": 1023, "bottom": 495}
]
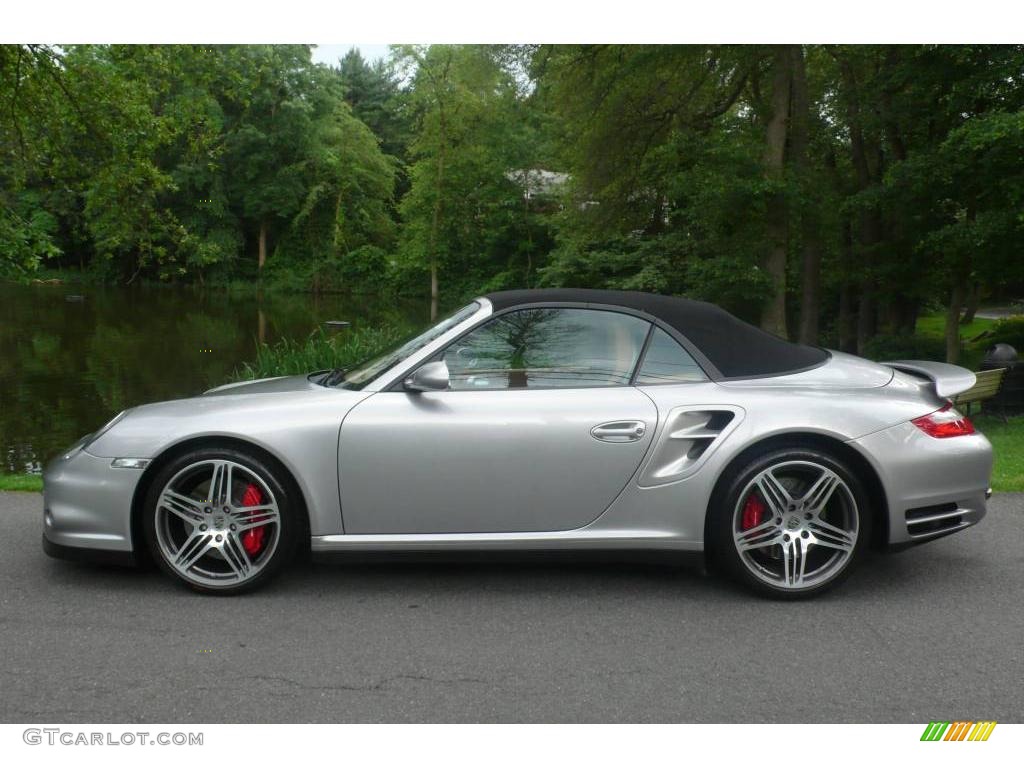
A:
[
  {"left": 334, "top": 245, "right": 395, "bottom": 291},
  {"left": 0, "top": 44, "right": 395, "bottom": 287},
  {"left": 262, "top": 245, "right": 395, "bottom": 294},
  {"left": 268, "top": 86, "right": 397, "bottom": 283},
  {"left": 393, "top": 45, "right": 556, "bottom": 304},
  {"left": 859, "top": 312, "right": 999, "bottom": 369},
  {"left": 986, "top": 318, "right": 1024, "bottom": 352},
  {"left": 3, "top": 42, "right": 1024, "bottom": 356},
  {"left": 234, "top": 324, "right": 409, "bottom": 380},
  {"left": 335, "top": 48, "right": 410, "bottom": 161},
  {"left": 0, "top": 474, "right": 43, "bottom": 492},
  {"left": 0, "top": 192, "right": 61, "bottom": 277},
  {"left": 859, "top": 333, "right": 947, "bottom": 363},
  {"left": 534, "top": 46, "right": 811, "bottom": 318}
]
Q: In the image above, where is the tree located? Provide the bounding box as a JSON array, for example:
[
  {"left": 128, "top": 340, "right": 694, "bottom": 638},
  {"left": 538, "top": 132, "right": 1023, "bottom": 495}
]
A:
[
  {"left": 3, "top": 41, "right": 1024, "bottom": 357},
  {"left": 274, "top": 79, "right": 397, "bottom": 292},
  {"left": 0, "top": 44, "right": 397, "bottom": 285},
  {"left": 757, "top": 46, "right": 795, "bottom": 338},
  {"left": 394, "top": 45, "right": 531, "bottom": 318},
  {"left": 335, "top": 48, "right": 408, "bottom": 160},
  {"left": 533, "top": 45, "right": 763, "bottom": 315},
  {"left": 216, "top": 46, "right": 320, "bottom": 272}
]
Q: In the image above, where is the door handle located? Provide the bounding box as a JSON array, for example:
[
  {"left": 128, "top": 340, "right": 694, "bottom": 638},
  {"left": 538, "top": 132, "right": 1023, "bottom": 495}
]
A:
[{"left": 591, "top": 420, "right": 647, "bottom": 443}]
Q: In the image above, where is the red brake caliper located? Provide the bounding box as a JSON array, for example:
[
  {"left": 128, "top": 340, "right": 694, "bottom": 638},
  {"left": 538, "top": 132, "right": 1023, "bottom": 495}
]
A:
[
  {"left": 240, "top": 483, "right": 267, "bottom": 556},
  {"left": 741, "top": 492, "right": 766, "bottom": 531}
]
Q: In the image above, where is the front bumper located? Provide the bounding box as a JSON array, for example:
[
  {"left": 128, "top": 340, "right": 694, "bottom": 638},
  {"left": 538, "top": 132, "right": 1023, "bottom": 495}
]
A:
[
  {"left": 42, "top": 533, "right": 136, "bottom": 566},
  {"left": 42, "top": 445, "right": 144, "bottom": 562},
  {"left": 849, "top": 422, "right": 993, "bottom": 548}
]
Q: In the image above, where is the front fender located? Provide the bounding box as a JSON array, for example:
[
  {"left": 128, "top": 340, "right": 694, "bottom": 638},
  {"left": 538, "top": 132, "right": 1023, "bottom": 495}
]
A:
[{"left": 86, "top": 388, "right": 370, "bottom": 537}]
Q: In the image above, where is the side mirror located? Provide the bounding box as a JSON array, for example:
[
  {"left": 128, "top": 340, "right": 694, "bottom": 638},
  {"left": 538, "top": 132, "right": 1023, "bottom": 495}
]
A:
[{"left": 404, "top": 360, "right": 450, "bottom": 393}]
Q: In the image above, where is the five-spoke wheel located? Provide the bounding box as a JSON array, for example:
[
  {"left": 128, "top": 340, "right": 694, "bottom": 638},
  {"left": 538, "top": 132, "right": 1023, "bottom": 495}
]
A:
[
  {"left": 711, "top": 447, "right": 869, "bottom": 598},
  {"left": 143, "top": 448, "right": 297, "bottom": 594}
]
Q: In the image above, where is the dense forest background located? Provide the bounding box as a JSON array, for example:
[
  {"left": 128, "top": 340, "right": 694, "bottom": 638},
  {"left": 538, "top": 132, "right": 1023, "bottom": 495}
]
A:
[{"left": 2, "top": 44, "right": 1024, "bottom": 362}]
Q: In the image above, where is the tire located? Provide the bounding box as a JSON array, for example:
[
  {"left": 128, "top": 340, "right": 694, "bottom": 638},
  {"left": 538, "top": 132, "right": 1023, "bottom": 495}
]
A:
[
  {"left": 142, "top": 446, "right": 299, "bottom": 595},
  {"left": 708, "top": 446, "right": 872, "bottom": 599}
]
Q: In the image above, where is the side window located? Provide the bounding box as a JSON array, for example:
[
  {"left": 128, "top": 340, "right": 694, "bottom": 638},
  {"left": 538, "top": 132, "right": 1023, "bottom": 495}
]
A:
[
  {"left": 634, "top": 327, "right": 708, "bottom": 385},
  {"left": 444, "top": 308, "right": 649, "bottom": 390}
]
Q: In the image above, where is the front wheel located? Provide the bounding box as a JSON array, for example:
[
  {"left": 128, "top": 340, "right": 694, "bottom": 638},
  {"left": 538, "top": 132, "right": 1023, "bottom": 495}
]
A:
[
  {"left": 708, "top": 447, "right": 871, "bottom": 599},
  {"left": 143, "top": 447, "right": 299, "bottom": 594}
]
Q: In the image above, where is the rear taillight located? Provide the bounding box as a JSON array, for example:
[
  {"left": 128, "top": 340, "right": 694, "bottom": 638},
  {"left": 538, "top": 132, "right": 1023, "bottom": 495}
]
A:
[{"left": 911, "top": 403, "right": 975, "bottom": 438}]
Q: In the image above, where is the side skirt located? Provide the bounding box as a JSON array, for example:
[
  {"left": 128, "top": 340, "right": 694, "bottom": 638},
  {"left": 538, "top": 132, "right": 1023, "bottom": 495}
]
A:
[
  {"left": 310, "top": 548, "right": 706, "bottom": 569},
  {"left": 310, "top": 530, "right": 703, "bottom": 566}
]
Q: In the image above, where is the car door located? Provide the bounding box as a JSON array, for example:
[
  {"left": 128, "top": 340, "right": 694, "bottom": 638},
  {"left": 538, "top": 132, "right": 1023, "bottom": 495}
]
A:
[{"left": 338, "top": 307, "right": 659, "bottom": 534}]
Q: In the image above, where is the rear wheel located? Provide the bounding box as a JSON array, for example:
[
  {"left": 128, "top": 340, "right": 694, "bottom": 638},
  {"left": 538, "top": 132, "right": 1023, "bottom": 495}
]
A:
[
  {"left": 709, "top": 447, "right": 871, "bottom": 599},
  {"left": 143, "top": 447, "right": 298, "bottom": 594}
]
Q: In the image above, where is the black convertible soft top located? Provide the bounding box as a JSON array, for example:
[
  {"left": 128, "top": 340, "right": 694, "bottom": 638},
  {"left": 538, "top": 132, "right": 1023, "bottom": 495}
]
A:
[{"left": 483, "top": 289, "right": 829, "bottom": 379}]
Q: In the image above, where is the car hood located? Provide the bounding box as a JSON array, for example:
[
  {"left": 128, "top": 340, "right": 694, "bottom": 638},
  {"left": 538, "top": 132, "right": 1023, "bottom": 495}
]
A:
[
  {"left": 203, "top": 374, "right": 323, "bottom": 396},
  {"left": 84, "top": 375, "right": 366, "bottom": 459}
]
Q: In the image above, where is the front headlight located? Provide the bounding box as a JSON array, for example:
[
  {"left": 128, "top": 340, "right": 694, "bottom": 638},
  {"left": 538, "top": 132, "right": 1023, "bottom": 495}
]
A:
[
  {"left": 83, "top": 410, "right": 128, "bottom": 448},
  {"left": 59, "top": 433, "right": 93, "bottom": 461}
]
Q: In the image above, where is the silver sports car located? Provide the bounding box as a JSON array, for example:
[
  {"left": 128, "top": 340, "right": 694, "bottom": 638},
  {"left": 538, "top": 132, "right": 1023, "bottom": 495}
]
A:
[{"left": 43, "top": 289, "right": 993, "bottom": 597}]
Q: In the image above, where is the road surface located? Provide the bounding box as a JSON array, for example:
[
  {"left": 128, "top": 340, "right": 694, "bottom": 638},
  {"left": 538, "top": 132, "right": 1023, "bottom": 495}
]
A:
[{"left": 1, "top": 491, "right": 1021, "bottom": 722}]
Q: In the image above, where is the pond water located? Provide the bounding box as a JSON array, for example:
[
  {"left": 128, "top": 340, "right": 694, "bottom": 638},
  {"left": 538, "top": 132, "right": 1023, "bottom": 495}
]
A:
[{"left": 0, "top": 282, "right": 428, "bottom": 473}]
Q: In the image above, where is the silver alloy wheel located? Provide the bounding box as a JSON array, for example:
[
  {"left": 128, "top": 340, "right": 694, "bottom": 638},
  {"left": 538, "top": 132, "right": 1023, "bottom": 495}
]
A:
[
  {"left": 154, "top": 459, "right": 281, "bottom": 588},
  {"left": 732, "top": 460, "right": 858, "bottom": 590}
]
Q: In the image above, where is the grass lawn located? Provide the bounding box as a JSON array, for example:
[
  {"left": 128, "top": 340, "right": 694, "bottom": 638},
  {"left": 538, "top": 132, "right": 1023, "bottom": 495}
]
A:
[
  {"left": 0, "top": 474, "right": 43, "bottom": 492},
  {"left": 915, "top": 313, "right": 997, "bottom": 341},
  {"left": 974, "top": 415, "right": 1024, "bottom": 493},
  {"left": 915, "top": 312, "right": 998, "bottom": 370}
]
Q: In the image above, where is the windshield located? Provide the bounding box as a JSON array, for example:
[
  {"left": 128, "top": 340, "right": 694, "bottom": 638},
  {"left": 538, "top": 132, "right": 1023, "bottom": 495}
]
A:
[{"left": 332, "top": 302, "right": 481, "bottom": 390}]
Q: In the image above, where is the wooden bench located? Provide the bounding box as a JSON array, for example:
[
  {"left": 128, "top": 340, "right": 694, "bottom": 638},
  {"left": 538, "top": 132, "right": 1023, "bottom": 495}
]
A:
[{"left": 952, "top": 367, "right": 1008, "bottom": 420}]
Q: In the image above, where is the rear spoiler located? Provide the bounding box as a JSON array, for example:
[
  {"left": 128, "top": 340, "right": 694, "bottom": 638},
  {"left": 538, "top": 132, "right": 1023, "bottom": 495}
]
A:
[{"left": 883, "top": 360, "right": 977, "bottom": 399}]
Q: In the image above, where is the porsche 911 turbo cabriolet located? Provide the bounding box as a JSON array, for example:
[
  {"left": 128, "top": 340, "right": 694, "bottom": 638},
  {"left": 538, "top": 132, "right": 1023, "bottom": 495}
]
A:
[{"left": 43, "top": 289, "right": 993, "bottom": 597}]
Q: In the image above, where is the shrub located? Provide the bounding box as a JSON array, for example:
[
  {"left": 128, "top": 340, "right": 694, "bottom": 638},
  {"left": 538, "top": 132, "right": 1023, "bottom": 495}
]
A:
[
  {"left": 0, "top": 198, "right": 61, "bottom": 278},
  {"left": 335, "top": 245, "right": 394, "bottom": 292},
  {"left": 260, "top": 247, "right": 398, "bottom": 295},
  {"left": 233, "top": 324, "right": 410, "bottom": 381},
  {"left": 986, "top": 317, "right": 1024, "bottom": 353},
  {"left": 860, "top": 333, "right": 947, "bottom": 363}
]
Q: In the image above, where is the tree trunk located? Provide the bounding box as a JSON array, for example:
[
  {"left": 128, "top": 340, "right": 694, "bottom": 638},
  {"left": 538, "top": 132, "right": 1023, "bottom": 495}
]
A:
[
  {"left": 879, "top": 47, "right": 915, "bottom": 339},
  {"left": 839, "top": 284, "right": 855, "bottom": 353},
  {"left": 961, "top": 282, "right": 983, "bottom": 325},
  {"left": 856, "top": 287, "right": 875, "bottom": 355},
  {"left": 889, "top": 299, "right": 918, "bottom": 336},
  {"left": 427, "top": 109, "right": 446, "bottom": 322},
  {"left": 258, "top": 220, "right": 268, "bottom": 272},
  {"left": 839, "top": 52, "right": 883, "bottom": 353},
  {"left": 789, "top": 45, "right": 821, "bottom": 345},
  {"left": 838, "top": 219, "right": 857, "bottom": 353},
  {"left": 524, "top": 193, "right": 534, "bottom": 287},
  {"left": 430, "top": 264, "right": 439, "bottom": 322},
  {"left": 797, "top": 230, "right": 822, "bottom": 344},
  {"left": 946, "top": 282, "right": 967, "bottom": 364},
  {"left": 759, "top": 46, "right": 793, "bottom": 338}
]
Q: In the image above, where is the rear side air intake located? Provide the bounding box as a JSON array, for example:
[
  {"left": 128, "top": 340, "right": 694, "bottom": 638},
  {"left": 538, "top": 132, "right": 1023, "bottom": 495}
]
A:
[
  {"left": 638, "top": 406, "right": 743, "bottom": 486},
  {"left": 905, "top": 502, "right": 965, "bottom": 538}
]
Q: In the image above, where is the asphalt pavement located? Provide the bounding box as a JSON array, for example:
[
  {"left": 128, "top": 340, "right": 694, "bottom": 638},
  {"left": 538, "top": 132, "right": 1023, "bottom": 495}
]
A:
[{"left": 1, "top": 491, "right": 1022, "bottom": 722}]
